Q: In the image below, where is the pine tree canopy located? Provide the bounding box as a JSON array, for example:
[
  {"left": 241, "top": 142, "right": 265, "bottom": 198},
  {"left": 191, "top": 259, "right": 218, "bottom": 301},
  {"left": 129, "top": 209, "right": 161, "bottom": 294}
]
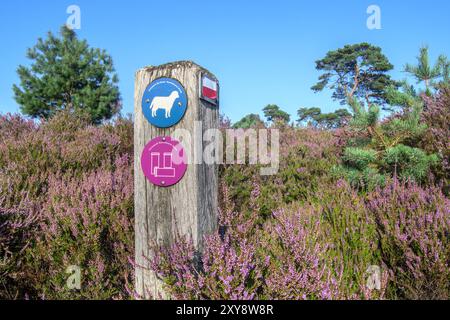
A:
[
  {"left": 13, "top": 26, "right": 121, "bottom": 124},
  {"left": 263, "top": 104, "right": 290, "bottom": 124},
  {"left": 297, "top": 107, "right": 351, "bottom": 128},
  {"left": 404, "top": 46, "right": 449, "bottom": 93},
  {"left": 311, "top": 43, "right": 397, "bottom": 107},
  {"left": 404, "top": 46, "right": 441, "bottom": 91},
  {"left": 232, "top": 113, "right": 265, "bottom": 129}
]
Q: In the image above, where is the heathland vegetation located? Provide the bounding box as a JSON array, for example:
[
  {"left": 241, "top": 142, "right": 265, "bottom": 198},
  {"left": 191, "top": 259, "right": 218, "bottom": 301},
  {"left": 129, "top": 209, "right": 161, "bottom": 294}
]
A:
[{"left": 1, "top": 27, "right": 449, "bottom": 299}]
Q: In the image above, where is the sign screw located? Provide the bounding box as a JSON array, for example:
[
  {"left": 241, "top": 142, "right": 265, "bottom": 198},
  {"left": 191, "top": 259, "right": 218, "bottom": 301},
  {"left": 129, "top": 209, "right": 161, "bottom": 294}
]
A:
[
  {"left": 161, "top": 181, "right": 165, "bottom": 185},
  {"left": 162, "top": 137, "right": 166, "bottom": 142}
]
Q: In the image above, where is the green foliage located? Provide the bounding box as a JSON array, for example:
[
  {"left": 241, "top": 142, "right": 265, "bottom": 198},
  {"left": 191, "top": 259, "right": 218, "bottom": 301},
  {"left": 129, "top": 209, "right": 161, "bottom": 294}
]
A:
[
  {"left": 384, "top": 144, "right": 438, "bottom": 180},
  {"left": 382, "top": 89, "right": 427, "bottom": 148},
  {"left": 342, "top": 147, "right": 377, "bottom": 170},
  {"left": 337, "top": 78, "right": 436, "bottom": 187},
  {"left": 404, "top": 46, "right": 443, "bottom": 93},
  {"left": 297, "top": 107, "right": 351, "bottom": 128},
  {"left": 310, "top": 181, "right": 381, "bottom": 298},
  {"left": 13, "top": 26, "right": 121, "bottom": 124},
  {"left": 312, "top": 43, "right": 397, "bottom": 106},
  {"left": 384, "top": 81, "right": 420, "bottom": 112},
  {"left": 347, "top": 97, "right": 380, "bottom": 129},
  {"left": 439, "top": 55, "right": 450, "bottom": 86},
  {"left": 232, "top": 113, "right": 265, "bottom": 129},
  {"left": 297, "top": 107, "right": 321, "bottom": 123},
  {"left": 313, "top": 45, "right": 443, "bottom": 188},
  {"left": 262, "top": 104, "right": 290, "bottom": 124},
  {"left": 333, "top": 164, "right": 385, "bottom": 190}
]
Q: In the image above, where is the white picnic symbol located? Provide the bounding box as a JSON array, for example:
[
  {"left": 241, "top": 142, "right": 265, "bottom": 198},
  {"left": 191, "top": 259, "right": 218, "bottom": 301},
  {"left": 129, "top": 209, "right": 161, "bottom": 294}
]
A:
[{"left": 150, "top": 150, "right": 176, "bottom": 178}]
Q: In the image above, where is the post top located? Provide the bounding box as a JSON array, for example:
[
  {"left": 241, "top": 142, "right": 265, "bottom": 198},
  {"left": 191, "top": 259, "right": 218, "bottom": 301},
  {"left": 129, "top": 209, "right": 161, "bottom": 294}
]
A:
[{"left": 137, "top": 60, "right": 218, "bottom": 82}]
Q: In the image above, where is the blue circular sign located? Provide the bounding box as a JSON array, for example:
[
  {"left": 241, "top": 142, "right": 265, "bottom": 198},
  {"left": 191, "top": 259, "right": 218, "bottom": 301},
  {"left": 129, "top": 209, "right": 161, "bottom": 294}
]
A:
[{"left": 142, "top": 77, "right": 188, "bottom": 128}]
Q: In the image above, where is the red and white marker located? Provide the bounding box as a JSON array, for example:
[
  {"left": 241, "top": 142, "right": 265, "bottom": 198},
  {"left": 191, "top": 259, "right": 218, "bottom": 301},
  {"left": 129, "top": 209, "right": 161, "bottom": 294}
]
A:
[{"left": 200, "top": 74, "right": 219, "bottom": 105}]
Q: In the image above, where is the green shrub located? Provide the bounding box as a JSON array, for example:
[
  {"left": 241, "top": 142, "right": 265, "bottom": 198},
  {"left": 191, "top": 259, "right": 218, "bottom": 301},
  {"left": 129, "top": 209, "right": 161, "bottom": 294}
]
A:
[
  {"left": 384, "top": 144, "right": 438, "bottom": 180},
  {"left": 343, "top": 148, "right": 377, "bottom": 170}
]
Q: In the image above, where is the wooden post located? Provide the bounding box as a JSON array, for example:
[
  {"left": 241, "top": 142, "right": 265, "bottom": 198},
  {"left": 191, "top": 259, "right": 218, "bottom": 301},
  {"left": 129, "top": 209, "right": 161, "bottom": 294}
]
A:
[{"left": 134, "top": 61, "right": 219, "bottom": 299}]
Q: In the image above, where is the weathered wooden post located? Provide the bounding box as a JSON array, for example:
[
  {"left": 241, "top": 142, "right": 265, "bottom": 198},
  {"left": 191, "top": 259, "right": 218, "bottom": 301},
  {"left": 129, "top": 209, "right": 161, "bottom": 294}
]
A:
[{"left": 134, "top": 61, "right": 219, "bottom": 299}]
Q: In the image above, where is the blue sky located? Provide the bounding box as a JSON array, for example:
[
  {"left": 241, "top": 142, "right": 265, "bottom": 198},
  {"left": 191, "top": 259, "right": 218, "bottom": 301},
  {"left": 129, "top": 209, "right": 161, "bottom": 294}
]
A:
[{"left": 0, "top": 0, "right": 449, "bottom": 122}]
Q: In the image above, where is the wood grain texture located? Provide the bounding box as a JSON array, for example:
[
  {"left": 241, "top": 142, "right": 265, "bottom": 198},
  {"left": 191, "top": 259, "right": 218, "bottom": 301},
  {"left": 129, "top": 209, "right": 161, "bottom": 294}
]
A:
[{"left": 134, "top": 61, "right": 219, "bottom": 299}]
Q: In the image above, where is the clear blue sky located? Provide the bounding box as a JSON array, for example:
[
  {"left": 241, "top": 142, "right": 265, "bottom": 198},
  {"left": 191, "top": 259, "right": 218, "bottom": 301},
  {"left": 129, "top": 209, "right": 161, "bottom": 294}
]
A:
[{"left": 1, "top": 0, "right": 449, "bottom": 122}]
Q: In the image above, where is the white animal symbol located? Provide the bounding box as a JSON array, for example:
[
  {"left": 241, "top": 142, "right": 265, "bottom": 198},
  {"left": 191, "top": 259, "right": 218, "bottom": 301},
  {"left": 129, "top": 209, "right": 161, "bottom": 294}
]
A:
[{"left": 149, "top": 91, "right": 180, "bottom": 118}]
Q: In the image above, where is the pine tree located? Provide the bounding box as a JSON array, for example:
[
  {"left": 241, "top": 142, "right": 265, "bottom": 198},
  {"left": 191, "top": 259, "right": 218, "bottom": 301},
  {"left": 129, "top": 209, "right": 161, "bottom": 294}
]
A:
[
  {"left": 13, "top": 26, "right": 121, "bottom": 124},
  {"left": 438, "top": 55, "right": 450, "bottom": 87},
  {"left": 312, "top": 43, "right": 397, "bottom": 107},
  {"left": 296, "top": 107, "right": 351, "bottom": 128},
  {"left": 262, "top": 104, "right": 290, "bottom": 125},
  {"left": 311, "top": 44, "right": 437, "bottom": 187},
  {"left": 296, "top": 107, "right": 321, "bottom": 126},
  {"left": 232, "top": 114, "right": 265, "bottom": 129},
  {"left": 337, "top": 87, "right": 437, "bottom": 188},
  {"left": 404, "top": 46, "right": 442, "bottom": 94}
]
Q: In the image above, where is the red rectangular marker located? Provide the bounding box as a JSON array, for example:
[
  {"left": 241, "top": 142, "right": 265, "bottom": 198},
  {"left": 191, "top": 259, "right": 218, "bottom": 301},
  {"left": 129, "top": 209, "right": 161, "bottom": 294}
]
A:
[{"left": 201, "top": 74, "right": 219, "bottom": 105}]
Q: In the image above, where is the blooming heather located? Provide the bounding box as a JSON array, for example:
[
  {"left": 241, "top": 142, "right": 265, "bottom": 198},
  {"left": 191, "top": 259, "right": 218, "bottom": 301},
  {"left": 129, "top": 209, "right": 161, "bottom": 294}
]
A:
[
  {"left": 0, "top": 112, "right": 134, "bottom": 299},
  {"left": 366, "top": 179, "right": 450, "bottom": 299},
  {"left": 1, "top": 112, "right": 448, "bottom": 300}
]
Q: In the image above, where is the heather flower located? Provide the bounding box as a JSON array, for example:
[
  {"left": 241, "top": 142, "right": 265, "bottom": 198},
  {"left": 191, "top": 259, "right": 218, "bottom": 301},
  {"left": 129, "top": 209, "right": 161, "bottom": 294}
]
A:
[
  {"left": 264, "top": 208, "right": 341, "bottom": 300},
  {"left": 0, "top": 112, "right": 134, "bottom": 299},
  {"left": 366, "top": 178, "right": 450, "bottom": 299}
]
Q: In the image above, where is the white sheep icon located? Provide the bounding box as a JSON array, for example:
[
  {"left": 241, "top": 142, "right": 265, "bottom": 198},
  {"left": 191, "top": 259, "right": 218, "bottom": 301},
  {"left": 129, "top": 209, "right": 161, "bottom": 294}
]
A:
[{"left": 149, "top": 91, "right": 181, "bottom": 118}]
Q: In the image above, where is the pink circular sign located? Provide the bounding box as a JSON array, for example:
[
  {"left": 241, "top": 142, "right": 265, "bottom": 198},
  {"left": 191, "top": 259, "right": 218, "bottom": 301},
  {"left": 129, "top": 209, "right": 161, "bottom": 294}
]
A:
[{"left": 141, "top": 136, "right": 187, "bottom": 187}]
